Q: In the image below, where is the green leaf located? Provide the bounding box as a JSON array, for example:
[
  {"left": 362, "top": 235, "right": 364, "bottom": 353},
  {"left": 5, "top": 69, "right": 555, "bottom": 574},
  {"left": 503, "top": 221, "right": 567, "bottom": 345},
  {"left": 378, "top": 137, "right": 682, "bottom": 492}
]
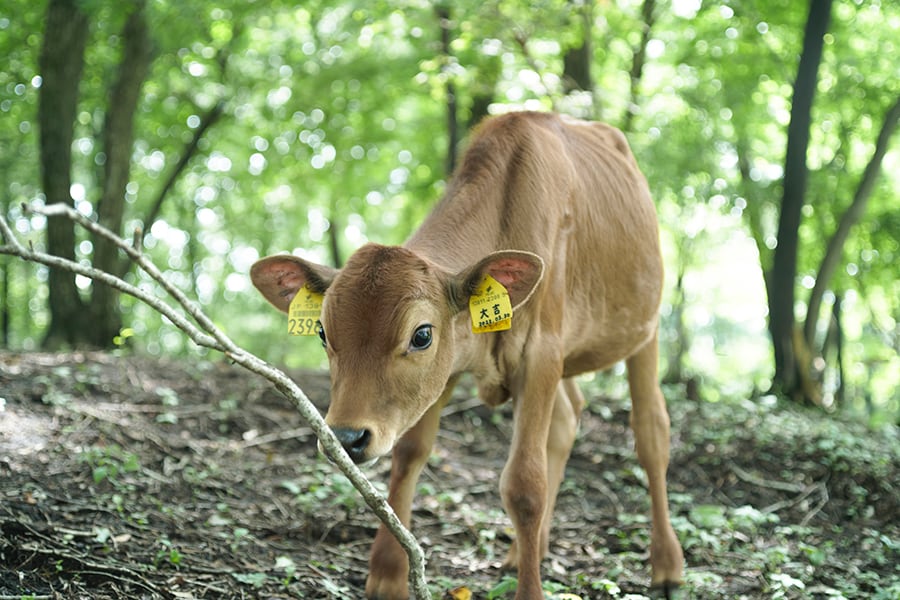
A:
[{"left": 232, "top": 572, "right": 267, "bottom": 588}]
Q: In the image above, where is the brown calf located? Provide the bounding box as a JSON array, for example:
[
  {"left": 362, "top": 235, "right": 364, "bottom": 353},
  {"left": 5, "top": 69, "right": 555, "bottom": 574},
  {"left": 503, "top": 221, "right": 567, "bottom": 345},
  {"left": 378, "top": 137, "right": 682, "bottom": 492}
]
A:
[{"left": 251, "top": 111, "right": 683, "bottom": 599}]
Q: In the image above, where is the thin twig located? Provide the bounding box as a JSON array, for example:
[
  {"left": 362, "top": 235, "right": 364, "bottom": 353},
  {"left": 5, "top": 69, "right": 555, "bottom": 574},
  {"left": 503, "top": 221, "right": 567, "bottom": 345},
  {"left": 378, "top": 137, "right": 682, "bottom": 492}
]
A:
[
  {"left": 239, "top": 426, "right": 314, "bottom": 449},
  {"left": 800, "top": 482, "right": 830, "bottom": 527},
  {"left": 0, "top": 203, "right": 432, "bottom": 599},
  {"left": 1, "top": 212, "right": 220, "bottom": 350},
  {"left": 512, "top": 30, "right": 558, "bottom": 109},
  {"left": 732, "top": 463, "right": 807, "bottom": 493}
]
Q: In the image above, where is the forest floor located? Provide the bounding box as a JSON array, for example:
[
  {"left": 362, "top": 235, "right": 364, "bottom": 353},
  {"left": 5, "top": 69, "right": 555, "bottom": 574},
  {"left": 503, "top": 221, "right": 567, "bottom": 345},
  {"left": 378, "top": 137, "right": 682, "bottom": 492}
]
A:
[{"left": 0, "top": 351, "right": 897, "bottom": 599}]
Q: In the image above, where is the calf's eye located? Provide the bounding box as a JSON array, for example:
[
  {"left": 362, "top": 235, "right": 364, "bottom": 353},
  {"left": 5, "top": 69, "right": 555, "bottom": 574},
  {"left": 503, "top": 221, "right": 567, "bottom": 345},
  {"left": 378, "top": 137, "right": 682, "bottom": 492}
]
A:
[
  {"left": 316, "top": 321, "right": 327, "bottom": 347},
  {"left": 409, "top": 324, "right": 433, "bottom": 351}
]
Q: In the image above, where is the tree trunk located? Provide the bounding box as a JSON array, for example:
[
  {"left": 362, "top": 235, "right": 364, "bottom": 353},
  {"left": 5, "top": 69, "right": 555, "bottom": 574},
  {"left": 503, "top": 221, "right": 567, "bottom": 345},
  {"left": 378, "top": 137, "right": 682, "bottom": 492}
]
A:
[
  {"left": 437, "top": 6, "right": 458, "bottom": 176},
  {"left": 1, "top": 256, "right": 8, "bottom": 347},
  {"left": 622, "top": 0, "right": 656, "bottom": 132},
  {"left": 467, "top": 55, "right": 500, "bottom": 131},
  {"left": 662, "top": 257, "right": 688, "bottom": 385},
  {"left": 804, "top": 94, "right": 900, "bottom": 344},
  {"left": 327, "top": 213, "right": 343, "bottom": 268},
  {"left": 143, "top": 101, "right": 224, "bottom": 233},
  {"left": 768, "top": 0, "right": 832, "bottom": 399},
  {"left": 821, "top": 293, "right": 844, "bottom": 405},
  {"left": 562, "top": 0, "right": 593, "bottom": 94},
  {"left": 38, "top": 0, "right": 90, "bottom": 349},
  {"left": 831, "top": 294, "right": 844, "bottom": 404},
  {"left": 88, "top": 2, "right": 153, "bottom": 347},
  {"left": 736, "top": 139, "right": 777, "bottom": 319}
]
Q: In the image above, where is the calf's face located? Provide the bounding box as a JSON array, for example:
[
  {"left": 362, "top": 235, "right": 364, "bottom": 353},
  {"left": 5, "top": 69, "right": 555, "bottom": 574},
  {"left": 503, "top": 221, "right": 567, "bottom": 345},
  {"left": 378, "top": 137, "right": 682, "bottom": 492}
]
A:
[
  {"left": 318, "top": 245, "right": 457, "bottom": 463},
  {"left": 251, "top": 243, "right": 543, "bottom": 464}
]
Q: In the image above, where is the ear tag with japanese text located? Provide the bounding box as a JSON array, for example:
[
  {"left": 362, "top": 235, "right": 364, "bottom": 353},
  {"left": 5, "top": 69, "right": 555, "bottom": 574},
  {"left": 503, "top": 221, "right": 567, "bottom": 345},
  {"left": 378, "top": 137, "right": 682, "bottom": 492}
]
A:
[
  {"left": 469, "top": 275, "right": 512, "bottom": 333},
  {"left": 288, "top": 284, "right": 323, "bottom": 336}
]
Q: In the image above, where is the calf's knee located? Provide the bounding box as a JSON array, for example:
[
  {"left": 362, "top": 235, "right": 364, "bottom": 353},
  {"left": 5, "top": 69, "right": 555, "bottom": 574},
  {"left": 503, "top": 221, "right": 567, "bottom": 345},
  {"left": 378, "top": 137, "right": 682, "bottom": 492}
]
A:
[{"left": 501, "top": 461, "right": 547, "bottom": 524}]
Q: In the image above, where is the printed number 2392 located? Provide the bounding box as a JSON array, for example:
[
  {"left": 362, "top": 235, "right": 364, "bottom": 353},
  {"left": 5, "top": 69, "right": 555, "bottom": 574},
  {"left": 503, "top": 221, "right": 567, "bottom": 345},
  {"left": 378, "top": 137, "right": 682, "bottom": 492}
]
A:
[{"left": 289, "top": 317, "right": 318, "bottom": 336}]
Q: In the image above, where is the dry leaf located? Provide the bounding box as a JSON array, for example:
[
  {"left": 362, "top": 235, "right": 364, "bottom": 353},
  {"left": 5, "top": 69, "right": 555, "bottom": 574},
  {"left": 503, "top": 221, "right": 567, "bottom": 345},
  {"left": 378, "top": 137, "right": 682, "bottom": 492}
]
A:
[{"left": 447, "top": 585, "right": 472, "bottom": 600}]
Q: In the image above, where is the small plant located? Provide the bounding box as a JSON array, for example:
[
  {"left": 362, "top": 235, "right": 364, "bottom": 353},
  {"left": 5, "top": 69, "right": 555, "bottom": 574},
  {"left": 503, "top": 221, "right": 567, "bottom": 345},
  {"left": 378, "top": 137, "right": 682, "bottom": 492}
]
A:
[
  {"left": 155, "top": 386, "right": 180, "bottom": 424},
  {"left": 154, "top": 537, "right": 183, "bottom": 568},
  {"left": 275, "top": 555, "right": 297, "bottom": 586},
  {"left": 230, "top": 527, "right": 251, "bottom": 551},
  {"left": 485, "top": 577, "right": 584, "bottom": 599},
  {"left": 768, "top": 572, "right": 806, "bottom": 599},
  {"left": 588, "top": 578, "right": 621, "bottom": 595},
  {"left": 487, "top": 576, "right": 518, "bottom": 599},
  {"left": 113, "top": 326, "right": 135, "bottom": 347},
  {"left": 78, "top": 444, "right": 141, "bottom": 486},
  {"left": 285, "top": 459, "right": 386, "bottom": 515}
]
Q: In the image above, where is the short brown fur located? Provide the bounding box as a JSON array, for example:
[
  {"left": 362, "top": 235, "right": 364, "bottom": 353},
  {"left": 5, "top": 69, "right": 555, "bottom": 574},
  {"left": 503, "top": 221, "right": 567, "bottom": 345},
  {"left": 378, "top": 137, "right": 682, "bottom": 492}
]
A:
[{"left": 251, "top": 111, "right": 683, "bottom": 599}]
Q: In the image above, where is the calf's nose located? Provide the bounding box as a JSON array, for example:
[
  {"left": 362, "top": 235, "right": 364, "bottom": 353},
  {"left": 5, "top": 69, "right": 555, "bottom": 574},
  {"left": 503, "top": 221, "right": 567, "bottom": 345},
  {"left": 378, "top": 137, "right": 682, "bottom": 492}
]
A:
[{"left": 331, "top": 427, "right": 372, "bottom": 463}]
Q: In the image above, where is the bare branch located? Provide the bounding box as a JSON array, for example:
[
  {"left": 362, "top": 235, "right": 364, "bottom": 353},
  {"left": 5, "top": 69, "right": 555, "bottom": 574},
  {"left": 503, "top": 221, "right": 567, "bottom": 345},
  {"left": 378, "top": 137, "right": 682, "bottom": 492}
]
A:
[
  {"left": 512, "top": 30, "right": 557, "bottom": 109},
  {"left": 142, "top": 101, "right": 225, "bottom": 232},
  {"left": 804, "top": 93, "right": 900, "bottom": 345},
  {"left": 0, "top": 203, "right": 432, "bottom": 600},
  {"left": 2, "top": 208, "right": 220, "bottom": 351}
]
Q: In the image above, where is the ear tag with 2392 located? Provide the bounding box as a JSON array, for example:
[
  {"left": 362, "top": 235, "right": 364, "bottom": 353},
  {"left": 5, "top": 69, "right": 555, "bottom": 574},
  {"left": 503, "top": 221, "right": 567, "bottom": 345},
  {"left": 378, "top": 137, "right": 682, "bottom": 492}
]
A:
[{"left": 288, "top": 284, "right": 323, "bottom": 336}]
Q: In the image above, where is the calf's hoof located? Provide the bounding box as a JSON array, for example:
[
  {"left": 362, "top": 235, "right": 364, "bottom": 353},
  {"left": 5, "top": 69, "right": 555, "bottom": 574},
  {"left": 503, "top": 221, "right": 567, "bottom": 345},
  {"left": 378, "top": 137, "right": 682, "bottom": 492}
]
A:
[
  {"left": 650, "top": 580, "right": 681, "bottom": 599},
  {"left": 500, "top": 539, "right": 518, "bottom": 571}
]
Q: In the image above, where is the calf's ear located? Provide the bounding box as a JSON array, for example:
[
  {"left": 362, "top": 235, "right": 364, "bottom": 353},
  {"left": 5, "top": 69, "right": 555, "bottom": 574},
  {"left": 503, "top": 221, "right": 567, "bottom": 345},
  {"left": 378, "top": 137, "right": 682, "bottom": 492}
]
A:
[
  {"left": 449, "top": 250, "right": 544, "bottom": 312},
  {"left": 250, "top": 254, "right": 338, "bottom": 313}
]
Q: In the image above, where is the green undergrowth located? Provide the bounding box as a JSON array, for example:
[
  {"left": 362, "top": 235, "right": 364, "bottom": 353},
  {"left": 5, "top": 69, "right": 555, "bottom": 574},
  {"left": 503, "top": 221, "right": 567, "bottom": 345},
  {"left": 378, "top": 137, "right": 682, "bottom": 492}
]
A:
[{"left": 464, "top": 390, "right": 900, "bottom": 599}]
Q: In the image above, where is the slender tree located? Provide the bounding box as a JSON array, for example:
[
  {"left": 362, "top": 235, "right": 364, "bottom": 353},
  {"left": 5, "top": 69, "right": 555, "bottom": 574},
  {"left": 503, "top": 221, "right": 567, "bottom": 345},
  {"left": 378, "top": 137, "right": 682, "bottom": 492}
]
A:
[
  {"left": 38, "top": 0, "right": 90, "bottom": 349},
  {"left": 804, "top": 95, "right": 900, "bottom": 345},
  {"left": 88, "top": 1, "right": 153, "bottom": 347},
  {"left": 36, "top": 1, "right": 231, "bottom": 347},
  {"left": 768, "top": 0, "right": 832, "bottom": 399},
  {"left": 562, "top": 0, "right": 593, "bottom": 95},
  {"left": 622, "top": 0, "right": 656, "bottom": 132},
  {"left": 437, "top": 4, "right": 459, "bottom": 176}
]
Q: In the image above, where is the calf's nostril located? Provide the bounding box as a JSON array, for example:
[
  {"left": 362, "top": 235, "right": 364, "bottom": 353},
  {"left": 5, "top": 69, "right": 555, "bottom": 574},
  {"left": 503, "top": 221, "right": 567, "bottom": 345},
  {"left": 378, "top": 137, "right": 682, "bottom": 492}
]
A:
[
  {"left": 332, "top": 427, "right": 371, "bottom": 463},
  {"left": 352, "top": 429, "right": 371, "bottom": 452}
]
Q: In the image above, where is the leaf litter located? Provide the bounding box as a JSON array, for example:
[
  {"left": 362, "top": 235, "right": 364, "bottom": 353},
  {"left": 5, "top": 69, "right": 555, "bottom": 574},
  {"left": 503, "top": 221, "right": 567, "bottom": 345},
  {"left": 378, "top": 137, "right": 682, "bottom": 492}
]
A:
[{"left": 0, "top": 352, "right": 897, "bottom": 599}]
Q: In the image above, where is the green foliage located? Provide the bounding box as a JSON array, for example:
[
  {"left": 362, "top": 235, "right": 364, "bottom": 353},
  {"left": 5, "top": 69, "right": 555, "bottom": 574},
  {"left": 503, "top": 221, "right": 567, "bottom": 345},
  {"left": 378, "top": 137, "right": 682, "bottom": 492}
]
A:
[
  {"left": 154, "top": 536, "right": 183, "bottom": 568},
  {"left": 1, "top": 0, "right": 897, "bottom": 418},
  {"left": 662, "top": 395, "right": 900, "bottom": 600},
  {"left": 281, "top": 457, "right": 385, "bottom": 515},
  {"left": 487, "top": 576, "right": 518, "bottom": 599},
  {"left": 231, "top": 571, "right": 266, "bottom": 588},
  {"left": 78, "top": 444, "right": 142, "bottom": 486},
  {"left": 486, "top": 576, "right": 599, "bottom": 599}
]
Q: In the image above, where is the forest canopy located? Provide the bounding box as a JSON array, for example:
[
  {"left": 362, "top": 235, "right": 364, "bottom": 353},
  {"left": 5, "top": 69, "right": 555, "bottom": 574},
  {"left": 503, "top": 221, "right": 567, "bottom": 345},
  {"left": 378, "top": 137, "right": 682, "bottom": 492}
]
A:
[{"left": 1, "top": 0, "right": 898, "bottom": 421}]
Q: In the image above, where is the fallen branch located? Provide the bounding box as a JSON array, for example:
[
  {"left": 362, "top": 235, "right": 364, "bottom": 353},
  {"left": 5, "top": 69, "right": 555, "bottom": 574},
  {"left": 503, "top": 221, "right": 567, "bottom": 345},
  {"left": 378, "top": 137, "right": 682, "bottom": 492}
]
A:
[
  {"left": 0, "top": 203, "right": 432, "bottom": 599},
  {"left": 731, "top": 463, "right": 807, "bottom": 494}
]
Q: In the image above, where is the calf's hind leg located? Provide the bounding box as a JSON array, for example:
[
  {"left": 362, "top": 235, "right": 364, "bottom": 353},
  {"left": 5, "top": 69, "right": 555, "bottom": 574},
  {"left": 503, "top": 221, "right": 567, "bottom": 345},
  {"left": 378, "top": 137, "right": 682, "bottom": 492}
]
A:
[{"left": 626, "top": 333, "right": 684, "bottom": 590}]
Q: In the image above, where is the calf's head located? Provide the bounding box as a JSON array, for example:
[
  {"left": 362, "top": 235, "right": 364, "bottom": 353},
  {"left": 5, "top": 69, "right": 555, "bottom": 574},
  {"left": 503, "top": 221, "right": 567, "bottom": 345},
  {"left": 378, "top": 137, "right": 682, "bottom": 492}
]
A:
[{"left": 251, "top": 243, "right": 543, "bottom": 464}]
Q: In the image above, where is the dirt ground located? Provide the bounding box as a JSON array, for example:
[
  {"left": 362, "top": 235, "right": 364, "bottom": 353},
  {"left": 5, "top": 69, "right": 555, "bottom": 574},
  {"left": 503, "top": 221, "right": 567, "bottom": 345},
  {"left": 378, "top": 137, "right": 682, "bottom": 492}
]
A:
[{"left": 1, "top": 351, "right": 897, "bottom": 599}]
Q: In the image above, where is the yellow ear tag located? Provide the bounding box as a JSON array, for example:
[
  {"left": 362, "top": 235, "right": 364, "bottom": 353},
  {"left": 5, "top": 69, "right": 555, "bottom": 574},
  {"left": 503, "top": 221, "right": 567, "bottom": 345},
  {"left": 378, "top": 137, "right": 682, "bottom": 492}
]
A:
[
  {"left": 469, "top": 275, "right": 513, "bottom": 333},
  {"left": 287, "top": 284, "right": 324, "bottom": 336}
]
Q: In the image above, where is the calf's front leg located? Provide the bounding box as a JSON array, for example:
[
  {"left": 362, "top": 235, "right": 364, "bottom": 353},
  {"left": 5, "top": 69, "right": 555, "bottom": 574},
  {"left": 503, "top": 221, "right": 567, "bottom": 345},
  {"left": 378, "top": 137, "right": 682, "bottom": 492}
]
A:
[
  {"left": 501, "top": 356, "right": 563, "bottom": 600},
  {"left": 365, "top": 379, "right": 457, "bottom": 600},
  {"left": 502, "top": 377, "right": 584, "bottom": 569}
]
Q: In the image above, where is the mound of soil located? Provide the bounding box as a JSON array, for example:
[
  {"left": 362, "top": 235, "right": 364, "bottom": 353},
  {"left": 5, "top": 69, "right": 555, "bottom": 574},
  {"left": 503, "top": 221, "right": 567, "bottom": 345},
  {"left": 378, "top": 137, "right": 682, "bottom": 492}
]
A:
[{"left": 1, "top": 352, "right": 897, "bottom": 599}]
